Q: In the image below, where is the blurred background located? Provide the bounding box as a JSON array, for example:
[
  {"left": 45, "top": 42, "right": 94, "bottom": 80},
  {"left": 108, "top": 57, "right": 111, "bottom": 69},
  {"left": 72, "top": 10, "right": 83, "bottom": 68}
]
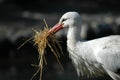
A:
[{"left": 0, "top": 0, "right": 120, "bottom": 80}]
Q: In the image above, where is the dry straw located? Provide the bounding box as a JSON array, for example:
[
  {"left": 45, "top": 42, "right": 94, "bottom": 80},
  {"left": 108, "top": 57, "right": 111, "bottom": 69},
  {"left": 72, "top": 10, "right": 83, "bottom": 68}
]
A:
[{"left": 31, "top": 19, "right": 63, "bottom": 80}]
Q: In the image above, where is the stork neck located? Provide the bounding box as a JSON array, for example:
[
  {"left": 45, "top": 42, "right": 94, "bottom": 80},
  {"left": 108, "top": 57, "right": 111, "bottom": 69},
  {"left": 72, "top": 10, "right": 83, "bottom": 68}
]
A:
[{"left": 67, "top": 26, "right": 81, "bottom": 50}]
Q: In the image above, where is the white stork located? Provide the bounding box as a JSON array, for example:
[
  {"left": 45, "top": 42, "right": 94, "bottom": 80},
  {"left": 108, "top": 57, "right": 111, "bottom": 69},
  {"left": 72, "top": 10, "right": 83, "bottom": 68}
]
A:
[{"left": 49, "top": 12, "right": 120, "bottom": 80}]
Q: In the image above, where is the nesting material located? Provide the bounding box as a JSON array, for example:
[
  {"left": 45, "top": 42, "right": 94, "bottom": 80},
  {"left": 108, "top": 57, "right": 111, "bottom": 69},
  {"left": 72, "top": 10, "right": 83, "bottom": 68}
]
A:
[{"left": 32, "top": 20, "right": 63, "bottom": 80}]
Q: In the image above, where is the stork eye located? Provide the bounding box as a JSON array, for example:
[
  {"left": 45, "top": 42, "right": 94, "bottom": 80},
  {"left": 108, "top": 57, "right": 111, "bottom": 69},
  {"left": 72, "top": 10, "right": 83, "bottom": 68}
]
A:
[{"left": 62, "top": 18, "right": 67, "bottom": 22}]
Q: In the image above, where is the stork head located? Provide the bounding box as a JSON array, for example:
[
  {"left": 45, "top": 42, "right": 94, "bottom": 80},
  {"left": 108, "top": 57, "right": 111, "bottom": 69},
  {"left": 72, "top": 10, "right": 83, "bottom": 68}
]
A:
[{"left": 49, "top": 12, "right": 81, "bottom": 34}]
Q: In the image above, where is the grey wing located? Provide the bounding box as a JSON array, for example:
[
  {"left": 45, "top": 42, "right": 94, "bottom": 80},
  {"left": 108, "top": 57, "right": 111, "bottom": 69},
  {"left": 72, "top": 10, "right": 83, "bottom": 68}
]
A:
[{"left": 97, "top": 45, "right": 120, "bottom": 80}]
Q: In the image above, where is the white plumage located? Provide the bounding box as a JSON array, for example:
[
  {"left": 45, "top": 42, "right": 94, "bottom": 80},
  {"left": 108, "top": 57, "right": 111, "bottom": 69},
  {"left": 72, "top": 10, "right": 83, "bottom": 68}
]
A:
[{"left": 49, "top": 12, "right": 120, "bottom": 80}]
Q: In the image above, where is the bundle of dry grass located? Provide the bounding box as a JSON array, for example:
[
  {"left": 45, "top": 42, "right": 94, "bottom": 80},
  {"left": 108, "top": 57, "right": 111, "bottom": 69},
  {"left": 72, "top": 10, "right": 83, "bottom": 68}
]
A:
[{"left": 32, "top": 20, "right": 63, "bottom": 80}]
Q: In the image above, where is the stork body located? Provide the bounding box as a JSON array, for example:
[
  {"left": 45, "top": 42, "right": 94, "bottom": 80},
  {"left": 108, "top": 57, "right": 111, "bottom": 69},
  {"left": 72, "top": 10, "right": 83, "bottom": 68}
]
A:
[{"left": 49, "top": 12, "right": 120, "bottom": 80}]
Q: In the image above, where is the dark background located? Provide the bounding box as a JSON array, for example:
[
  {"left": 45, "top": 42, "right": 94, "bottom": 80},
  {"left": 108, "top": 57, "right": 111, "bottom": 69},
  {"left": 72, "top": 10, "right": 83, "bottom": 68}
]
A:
[{"left": 0, "top": 0, "right": 120, "bottom": 80}]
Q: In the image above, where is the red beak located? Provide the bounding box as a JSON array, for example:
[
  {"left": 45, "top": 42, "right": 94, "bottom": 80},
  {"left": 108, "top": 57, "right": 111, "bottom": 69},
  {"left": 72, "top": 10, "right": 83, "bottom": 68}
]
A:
[{"left": 48, "top": 23, "right": 64, "bottom": 35}]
